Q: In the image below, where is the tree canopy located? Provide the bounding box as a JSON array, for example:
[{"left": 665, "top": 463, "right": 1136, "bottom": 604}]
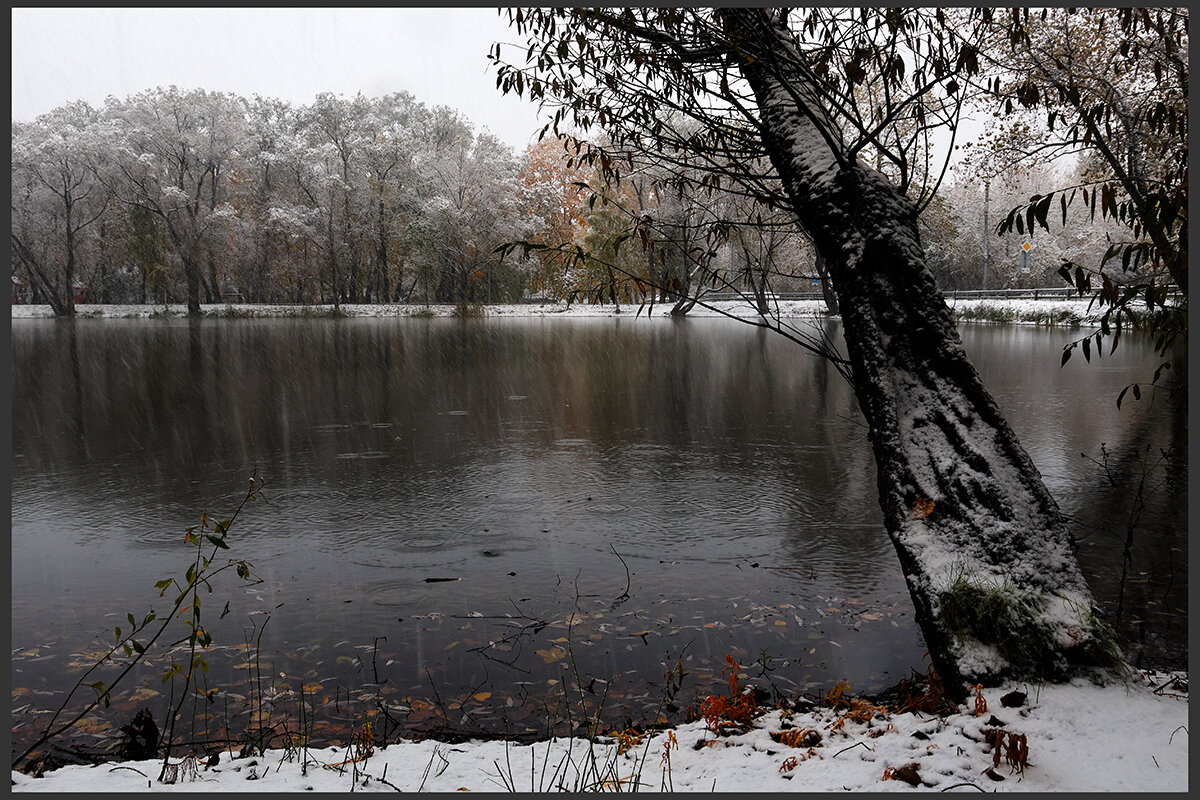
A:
[{"left": 488, "top": 6, "right": 1183, "bottom": 697}]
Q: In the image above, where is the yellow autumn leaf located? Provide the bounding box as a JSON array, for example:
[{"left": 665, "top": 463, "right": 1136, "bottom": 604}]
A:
[
  {"left": 774, "top": 620, "right": 788, "bottom": 626},
  {"left": 444, "top": 641, "right": 459, "bottom": 651},
  {"left": 74, "top": 717, "right": 113, "bottom": 735},
  {"left": 535, "top": 647, "right": 566, "bottom": 664},
  {"left": 127, "top": 687, "right": 160, "bottom": 702},
  {"left": 472, "top": 691, "right": 492, "bottom": 702},
  {"left": 302, "top": 683, "right": 325, "bottom": 694}
]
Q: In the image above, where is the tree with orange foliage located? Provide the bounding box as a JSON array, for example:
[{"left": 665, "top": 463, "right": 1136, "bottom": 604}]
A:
[{"left": 517, "top": 136, "right": 594, "bottom": 300}]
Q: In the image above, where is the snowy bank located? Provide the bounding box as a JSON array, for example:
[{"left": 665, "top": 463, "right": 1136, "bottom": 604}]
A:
[
  {"left": 10, "top": 296, "right": 1103, "bottom": 326},
  {"left": 12, "top": 671, "right": 1186, "bottom": 792}
]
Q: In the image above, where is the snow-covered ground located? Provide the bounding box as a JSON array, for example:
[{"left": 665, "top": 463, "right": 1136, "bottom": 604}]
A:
[
  {"left": 11, "top": 671, "right": 1187, "bottom": 792},
  {"left": 9, "top": 296, "right": 1102, "bottom": 325}
]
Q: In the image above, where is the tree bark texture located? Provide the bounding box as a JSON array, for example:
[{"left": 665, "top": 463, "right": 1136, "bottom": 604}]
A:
[{"left": 719, "top": 9, "right": 1121, "bottom": 698}]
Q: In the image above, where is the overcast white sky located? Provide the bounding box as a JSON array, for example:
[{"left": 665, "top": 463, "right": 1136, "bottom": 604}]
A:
[{"left": 11, "top": 8, "right": 549, "bottom": 152}]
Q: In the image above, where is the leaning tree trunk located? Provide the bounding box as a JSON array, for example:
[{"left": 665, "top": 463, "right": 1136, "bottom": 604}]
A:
[
  {"left": 721, "top": 9, "right": 1123, "bottom": 700},
  {"left": 11, "top": 235, "right": 68, "bottom": 316}
]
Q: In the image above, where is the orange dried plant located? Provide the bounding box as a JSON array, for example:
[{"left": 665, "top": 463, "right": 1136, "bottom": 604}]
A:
[
  {"left": 770, "top": 728, "right": 822, "bottom": 748},
  {"left": 699, "top": 655, "right": 760, "bottom": 732}
]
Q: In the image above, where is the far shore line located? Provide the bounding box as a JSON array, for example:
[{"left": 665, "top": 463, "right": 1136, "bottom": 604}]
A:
[{"left": 11, "top": 296, "right": 1102, "bottom": 326}]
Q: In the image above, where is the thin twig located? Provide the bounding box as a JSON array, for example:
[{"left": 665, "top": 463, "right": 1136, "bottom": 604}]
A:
[
  {"left": 831, "top": 740, "right": 873, "bottom": 758},
  {"left": 609, "top": 544, "right": 631, "bottom": 608},
  {"left": 108, "top": 765, "right": 149, "bottom": 777}
]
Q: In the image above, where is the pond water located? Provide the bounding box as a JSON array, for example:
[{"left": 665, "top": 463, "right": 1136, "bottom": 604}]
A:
[{"left": 11, "top": 316, "right": 1187, "bottom": 756}]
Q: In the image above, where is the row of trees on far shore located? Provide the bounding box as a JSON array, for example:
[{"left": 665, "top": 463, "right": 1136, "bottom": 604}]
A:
[{"left": 13, "top": 78, "right": 1151, "bottom": 315}]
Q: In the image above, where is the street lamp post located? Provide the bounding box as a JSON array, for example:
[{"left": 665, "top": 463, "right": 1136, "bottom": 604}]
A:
[{"left": 981, "top": 181, "right": 990, "bottom": 291}]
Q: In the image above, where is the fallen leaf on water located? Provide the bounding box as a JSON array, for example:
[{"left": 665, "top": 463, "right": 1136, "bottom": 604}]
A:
[
  {"left": 535, "top": 647, "right": 566, "bottom": 664},
  {"left": 472, "top": 692, "right": 492, "bottom": 702},
  {"left": 73, "top": 717, "right": 113, "bottom": 735},
  {"left": 302, "top": 683, "right": 325, "bottom": 694},
  {"left": 127, "top": 687, "right": 160, "bottom": 702},
  {"left": 444, "top": 642, "right": 459, "bottom": 651}
]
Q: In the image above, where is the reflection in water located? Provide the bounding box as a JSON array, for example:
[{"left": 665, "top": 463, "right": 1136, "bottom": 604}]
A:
[{"left": 11, "top": 317, "right": 1186, "bottom": 754}]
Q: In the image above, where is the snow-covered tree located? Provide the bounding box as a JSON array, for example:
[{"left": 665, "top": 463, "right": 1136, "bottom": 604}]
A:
[
  {"left": 102, "top": 87, "right": 243, "bottom": 314},
  {"left": 411, "top": 109, "right": 530, "bottom": 305},
  {"left": 11, "top": 102, "right": 112, "bottom": 315},
  {"left": 493, "top": 7, "right": 1128, "bottom": 697}
]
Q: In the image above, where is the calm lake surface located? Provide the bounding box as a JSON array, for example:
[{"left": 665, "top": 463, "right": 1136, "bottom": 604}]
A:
[{"left": 11, "top": 316, "right": 1187, "bottom": 753}]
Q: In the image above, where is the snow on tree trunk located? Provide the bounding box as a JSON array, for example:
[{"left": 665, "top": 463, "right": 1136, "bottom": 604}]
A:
[{"left": 721, "top": 9, "right": 1123, "bottom": 698}]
